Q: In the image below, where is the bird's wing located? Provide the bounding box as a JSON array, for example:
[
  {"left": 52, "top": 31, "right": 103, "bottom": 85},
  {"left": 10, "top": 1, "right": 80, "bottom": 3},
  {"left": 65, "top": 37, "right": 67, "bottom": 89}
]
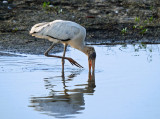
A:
[{"left": 37, "top": 21, "right": 80, "bottom": 41}]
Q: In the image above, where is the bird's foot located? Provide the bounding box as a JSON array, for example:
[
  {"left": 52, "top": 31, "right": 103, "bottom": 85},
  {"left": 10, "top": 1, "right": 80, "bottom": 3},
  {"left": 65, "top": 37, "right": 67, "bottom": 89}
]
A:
[{"left": 67, "top": 58, "right": 83, "bottom": 68}]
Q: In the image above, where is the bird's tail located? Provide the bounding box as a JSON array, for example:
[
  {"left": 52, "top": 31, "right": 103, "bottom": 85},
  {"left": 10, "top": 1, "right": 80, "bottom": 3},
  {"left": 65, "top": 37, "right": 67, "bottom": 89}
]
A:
[{"left": 29, "top": 22, "right": 49, "bottom": 35}]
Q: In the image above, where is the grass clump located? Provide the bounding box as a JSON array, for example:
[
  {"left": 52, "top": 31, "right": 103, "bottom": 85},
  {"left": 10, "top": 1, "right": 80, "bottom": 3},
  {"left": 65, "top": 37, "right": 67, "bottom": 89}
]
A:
[{"left": 42, "top": 1, "right": 63, "bottom": 14}]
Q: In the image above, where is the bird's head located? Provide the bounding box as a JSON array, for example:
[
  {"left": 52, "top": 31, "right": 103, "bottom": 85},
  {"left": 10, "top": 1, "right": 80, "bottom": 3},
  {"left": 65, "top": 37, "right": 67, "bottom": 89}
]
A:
[{"left": 85, "top": 46, "right": 96, "bottom": 73}]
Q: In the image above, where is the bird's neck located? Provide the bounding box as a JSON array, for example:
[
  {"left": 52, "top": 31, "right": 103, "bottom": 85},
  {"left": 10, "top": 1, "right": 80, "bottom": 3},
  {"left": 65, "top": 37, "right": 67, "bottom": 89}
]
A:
[{"left": 80, "top": 45, "right": 92, "bottom": 56}]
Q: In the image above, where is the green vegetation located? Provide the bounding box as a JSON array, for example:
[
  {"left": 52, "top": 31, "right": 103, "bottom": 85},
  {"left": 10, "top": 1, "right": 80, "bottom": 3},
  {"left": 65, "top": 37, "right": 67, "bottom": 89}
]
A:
[
  {"left": 135, "top": 17, "right": 140, "bottom": 22},
  {"left": 140, "top": 28, "right": 148, "bottom": 35},
  {"left": 121, "top": 27, "right": 127, "bottom": 35},
  {"left": 133, "top": 16, "right": 154, "bottom": 35},
  {"left": 42, "top": 2, "right": 50, "bottom": 9},
  {"left": 121, "top": 5, "right": 155, "bottom": 36},
  {"left": 122, "top": 15, "right": 154, "bottom": 36},
  {"left": 42, "top": 2, "right": 63, "bottom": 14},
  {"left": 12, "top": 28, "right": 18, "bottom": 33},
  {"left": 149, "top": 16, "right": 153, "bottom": 23}
]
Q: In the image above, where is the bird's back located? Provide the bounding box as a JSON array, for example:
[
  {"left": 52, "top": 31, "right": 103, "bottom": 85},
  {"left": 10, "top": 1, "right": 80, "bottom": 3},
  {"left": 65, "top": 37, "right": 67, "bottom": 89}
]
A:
[{"left": 30, "top": 20, "right": 86, "bottom": 43}]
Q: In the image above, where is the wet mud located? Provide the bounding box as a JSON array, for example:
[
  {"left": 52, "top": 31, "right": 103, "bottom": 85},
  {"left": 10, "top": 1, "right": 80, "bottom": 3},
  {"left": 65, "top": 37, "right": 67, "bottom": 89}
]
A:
[{"left": 0, "top": 0, "right": 160, "bottom": 55}]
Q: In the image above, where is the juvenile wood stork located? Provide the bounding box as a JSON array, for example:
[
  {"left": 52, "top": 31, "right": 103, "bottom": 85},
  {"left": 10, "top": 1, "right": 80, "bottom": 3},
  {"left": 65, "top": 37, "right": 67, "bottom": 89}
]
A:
[{"left": 30, "top": 20, "right": 96, "bottom": 72}]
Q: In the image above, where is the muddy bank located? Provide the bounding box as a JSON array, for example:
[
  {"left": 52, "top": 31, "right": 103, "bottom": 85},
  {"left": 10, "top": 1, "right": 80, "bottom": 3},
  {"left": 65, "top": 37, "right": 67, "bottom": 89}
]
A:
[{"left": 0, "top": 0, "right": 160, "bottom": 54}]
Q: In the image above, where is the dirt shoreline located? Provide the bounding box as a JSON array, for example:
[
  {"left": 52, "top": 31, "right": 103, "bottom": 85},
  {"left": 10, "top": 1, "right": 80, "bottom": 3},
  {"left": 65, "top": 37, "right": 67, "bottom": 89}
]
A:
[{"left": 0, "top": 0, "right": 160, "bottom": 55}]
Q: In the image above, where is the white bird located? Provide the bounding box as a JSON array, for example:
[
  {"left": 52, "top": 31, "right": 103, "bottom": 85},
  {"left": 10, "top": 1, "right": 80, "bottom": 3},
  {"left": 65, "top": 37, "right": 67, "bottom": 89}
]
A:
[{"left": 30, "top": 20, "right": 96, "bottom": 72}]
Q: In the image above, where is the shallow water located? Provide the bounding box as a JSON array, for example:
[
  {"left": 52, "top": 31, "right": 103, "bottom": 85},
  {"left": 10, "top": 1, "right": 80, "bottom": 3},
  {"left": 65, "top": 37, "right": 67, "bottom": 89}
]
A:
[{"left": 1, "top": 44, "right": 160, "bottom": 119}]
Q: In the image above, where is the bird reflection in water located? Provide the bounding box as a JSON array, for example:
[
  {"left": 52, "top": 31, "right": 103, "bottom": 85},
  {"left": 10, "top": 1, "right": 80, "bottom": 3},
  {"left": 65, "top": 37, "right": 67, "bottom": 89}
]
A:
[{"left": 30, "top": 71, "right": 95, "bottom": 118}]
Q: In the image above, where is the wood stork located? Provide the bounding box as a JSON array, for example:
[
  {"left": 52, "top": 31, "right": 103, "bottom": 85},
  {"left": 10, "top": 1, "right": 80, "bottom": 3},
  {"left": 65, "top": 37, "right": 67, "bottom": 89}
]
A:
[{"left": 29, "top": 20, "right": 96, "bottom": 72}]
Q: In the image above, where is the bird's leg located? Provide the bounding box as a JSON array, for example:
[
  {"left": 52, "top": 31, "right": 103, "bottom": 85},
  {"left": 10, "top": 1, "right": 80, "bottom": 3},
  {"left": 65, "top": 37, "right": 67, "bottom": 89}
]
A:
[
  {"left": 62, "top": 44, "right": 68, "bottom": 73},
  {"left": 44, "top": 43, "right": 83, "bottom": 68},
  {"left": 44, "top": 43, "right": 55, "bottom": 56},
  {"left": 62, "top": 44, "right": 68, "bottom": 65}
]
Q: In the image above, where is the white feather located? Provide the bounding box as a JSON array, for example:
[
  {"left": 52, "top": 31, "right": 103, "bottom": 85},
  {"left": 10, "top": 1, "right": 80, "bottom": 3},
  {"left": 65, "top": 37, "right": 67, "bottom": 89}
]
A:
[
  {"left": 30, "top": 20, "right": 83, "bottom": 39},
  {"left": 30, "top": 22, "right": 49, "bottom": 34},
  {"left": 30, "top": 20, "right": 86, "bottom": 49}
]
